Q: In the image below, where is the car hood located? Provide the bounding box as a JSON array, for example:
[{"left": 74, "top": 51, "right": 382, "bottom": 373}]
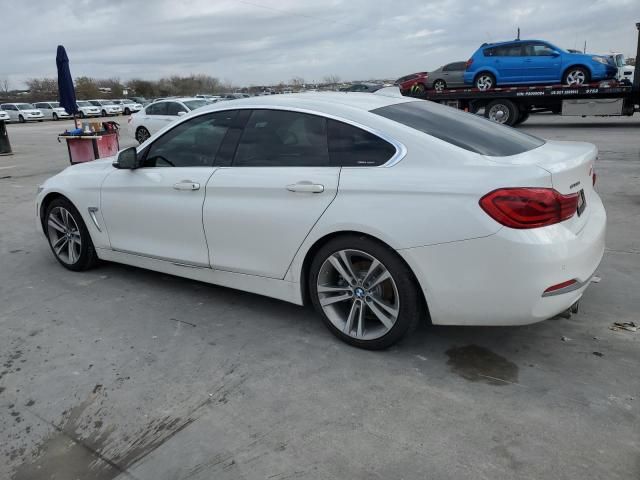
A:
[{"left": 21, "top": 110, "right": 42, "bottom": 114}]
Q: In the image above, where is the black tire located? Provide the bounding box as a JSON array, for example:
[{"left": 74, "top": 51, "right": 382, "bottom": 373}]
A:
[
  {"left": 80, "top": 111, "right": 86, "bottom": 119},
  {"left": 124, "top": 108, "right": 131, "bottom": 115},
  {"left": 18, "top": 115, "right": 25, "bottom": 123},
  {"left": 53, "top": 113, "right": 58, "bottom": 121},
  {"left": 44, "top": 197, "right": 99, "bottom": 271},
  {"left": 475, "top": 72, "right": 496, "bottom": 90},
  {"left": 433, "top": 79, "right": 447, "bottom": 91},
  {"left": 514, "top": 110, "right": 530, "bottom": 125},
  {"left": 101, "top": 109, "right": 107, "bottom": 117},
  {"left": 484, "top": 99, "right": 519, "bottom": 126},
  {"left": 309, "top": 234, "right": 421, "bottom": 350},
  {"left": 411, "top": 83, "right": 426, "bottom": 96},
  {"left": 562, "top": 66, "right": 590, "bottom": 86},
  {"left": 135, "top": 126, "right": 151, "bottom": 144}
]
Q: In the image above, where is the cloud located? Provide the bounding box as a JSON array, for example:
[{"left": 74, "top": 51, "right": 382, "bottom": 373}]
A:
[{"left": 0, "top": 0, "right": 635, "bottom": 89}]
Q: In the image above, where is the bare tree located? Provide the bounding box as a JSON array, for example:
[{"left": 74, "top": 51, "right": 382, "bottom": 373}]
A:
[
  {"left": 0, "top": 77, "right": 9, "bottom": 95},
  {"left": 290, "top": 76, "right": 305, "bottom": 88},
  {"left": 322, "top": 74, "right": 340, "bottom": 86}
]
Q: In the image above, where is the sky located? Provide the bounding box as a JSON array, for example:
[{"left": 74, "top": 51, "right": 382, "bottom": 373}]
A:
[{"left": 0, "top": 0, "right": 637, "bottom": 89}]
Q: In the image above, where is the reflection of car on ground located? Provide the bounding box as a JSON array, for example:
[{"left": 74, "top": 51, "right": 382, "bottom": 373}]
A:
[
  {"left": 129, "top": 97, "right": 208, "bottom": 143},
  {"left": 37, "top": 93, "right": 605, "bottom": 350},
  {"left": 34, "top": 102, "right": 72, "bottom": 121},
  {"left": 88, "top": 100, "right": 123, "bottom": 117},
  {"left": 395, "top": 72, "right": 429, "bottom": 94},
  {"left": 76, "top": 101, "right": 101, "bottom": 118},
  {"left": 111, "top": 99, "right": 143, "bottom": 115},
  {"left": 464, "top": 39, "right": 617, "bottom": 90},
  {"left": 428, "top": 62, "right": 467, "bottom": 91},
  {"left": 340, "top": 83, "right": 383, "bottom": 93},
  {"left": 606, "top": 53, "right": 635, "bottom": 84},
  {"left": 0, "top": 103, "right": 44, "bottom": 122}
]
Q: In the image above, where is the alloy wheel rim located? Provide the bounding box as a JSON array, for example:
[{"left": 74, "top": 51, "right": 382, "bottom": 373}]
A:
[
  {"left": 47, "top": 207, "right": 82, "bottom": 264},
  {"left": 434, "top": 81, "right": 445, "bottom": 91},
  {"left": 317, "top": 249, "right": 400, "bottom": 340},
  {"left": 477, "top": 76, "right": 492, "bottom": 90},
  {"left": 566, "top": 70, "right": 586, "bottom": 85},
  {"left": 136, "top": 128, "right": 149, "bottom": 143}
]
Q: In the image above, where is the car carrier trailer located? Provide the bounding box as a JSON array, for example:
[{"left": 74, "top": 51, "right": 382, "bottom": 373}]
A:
[{"left": 415, "top": 22, "right": 640, "bottom": 126}]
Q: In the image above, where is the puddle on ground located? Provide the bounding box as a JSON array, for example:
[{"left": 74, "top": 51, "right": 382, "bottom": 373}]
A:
[
  {"left": 10, "top": 387, "right": 197, "bottom": 480},
  {"left": 445, "top": 345, "right": 518, "bottom": 385}
]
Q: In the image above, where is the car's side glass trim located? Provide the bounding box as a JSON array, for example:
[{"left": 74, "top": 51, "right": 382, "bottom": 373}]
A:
[{"left": 139, "top": 105, "right": 408, "bottom": 168}]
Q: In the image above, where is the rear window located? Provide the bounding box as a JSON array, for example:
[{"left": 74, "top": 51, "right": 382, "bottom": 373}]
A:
[{"left": 372, "top": 101, "right": 545, "bottom": 157}]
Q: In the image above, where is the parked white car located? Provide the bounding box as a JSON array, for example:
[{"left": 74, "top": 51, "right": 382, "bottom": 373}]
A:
[
  {"left": 76, "top": 101, "right": 101, "bottom": 118},
  {"left": 111, "top": 99, "right": 143, "bottom": 115},
  {"left": 129, "top": 97, "right": 208, "bottom": 143},
  {"left": 0, "top": 103, "right": 44, "bottom": 123},
  {"left": 36, "top": 93, "right": 605, "bottom": 349},
  {"left": 34, "top": 102, "right": 72, "bottom": 121},
  {"left": 88, "top": 100, "right": 123, "bottom": 117},
  {"left": 0, "top": 110, "right": 9, "bottom": 122}
]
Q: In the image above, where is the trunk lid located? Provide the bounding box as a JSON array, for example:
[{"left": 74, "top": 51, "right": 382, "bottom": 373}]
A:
[{"left": 485, "top": 141, "right": 597, "bottom": 233}]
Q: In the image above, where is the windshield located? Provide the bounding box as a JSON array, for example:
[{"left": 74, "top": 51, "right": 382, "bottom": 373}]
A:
[
  {"left": 372, "top": 100, "right": 545, "bottom": 157},
  {"left": 18, "top": 104, "right": 36, "bottom": 110},
  {"left": 183, "top": 100, "right": 207, "bottom": 110},
  {"left": 77, "top": 101, "right": 91, "bottom": 107},
  {"left": 50, "top": 102, "right": 60, "bottom": 108}
]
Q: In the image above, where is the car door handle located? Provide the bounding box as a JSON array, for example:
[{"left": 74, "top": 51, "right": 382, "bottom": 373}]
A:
[
  {"left": 173, "top": 181, "right": 200, "bottom": 191},
  {"left": 286, "top": 182, "right": 324, "bottom": 193}
]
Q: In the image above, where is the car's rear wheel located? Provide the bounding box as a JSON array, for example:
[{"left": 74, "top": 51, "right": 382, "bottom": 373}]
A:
[
  {"left": 45, "top": 198, "right": 98, "bottom": 271},
  {"left": 309, "top": 235, "right": 421, "bottom": 350},
  {"left": 484, "top": 99, "right": 519, "bottom": 126},
  {"left": 135, "top": 126, "right": 151, "bottom": 144},
  {"left": 563, "top": 67, "right": 590, "bottom": 86},
  {"left": 475, "top": 72, "right": 495, "bottom": 90},
  {"left": 124, "top": 108, "right": 131, "bottom": 115},
  {"left": 433, "top": 79, "right": 447, "bottom": 91}
]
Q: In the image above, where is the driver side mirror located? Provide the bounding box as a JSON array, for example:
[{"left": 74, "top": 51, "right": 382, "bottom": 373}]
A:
[
  {"left": 177, "top": 111, "right": 187, "bottom": 117},
  {"left": 113, "top": 146, "right": 142, "bottom": 169}
]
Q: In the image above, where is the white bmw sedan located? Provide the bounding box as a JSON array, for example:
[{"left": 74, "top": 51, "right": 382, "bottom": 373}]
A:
[{"left": 36, "top": 93, "right": 606, "bottom": 349}]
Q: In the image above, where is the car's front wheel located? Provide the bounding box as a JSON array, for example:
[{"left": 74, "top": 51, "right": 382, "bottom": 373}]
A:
[
  {"left": 563, "top": 67, "right": 590, "bottom": 86},
  {"left": 475, "top": 72, "right": 495, "bottom": 90},
  {"left": 101, "top": 109, "right": 107, "bottom": 117},
  {"left": 309, "top": 235, "right": 421, "bottom": 350},
  {"left": 433, "top": 79, "right": 447, "bottom": 91},
  {"left": 135, "top": 126, "right": 151, "bottom": 144},
  {"left": 52, "top": 113, "right": 58, "bottom": 121},
  {"left": 45, "top": 198, "right": 99, "bottom": 271},
  {"left": 79, "top": 111, "right": 86, "bottom": 119},
  {"left": 18, "top": 115, "right": 25, "bottom": 123}
]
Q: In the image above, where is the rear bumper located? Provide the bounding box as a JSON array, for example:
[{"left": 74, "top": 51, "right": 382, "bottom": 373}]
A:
[{"left": 399, "top": 192, "right": 606, "bottom": 326}]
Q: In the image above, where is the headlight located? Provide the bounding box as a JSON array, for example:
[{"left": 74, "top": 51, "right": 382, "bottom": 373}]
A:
[{"left": 592, "top": 56, "right": 609, "bottom": 65}]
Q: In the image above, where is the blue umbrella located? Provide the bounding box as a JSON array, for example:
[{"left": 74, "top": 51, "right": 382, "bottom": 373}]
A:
[{"left": 56, "top": 45, "right": 79, "bottom": 116}]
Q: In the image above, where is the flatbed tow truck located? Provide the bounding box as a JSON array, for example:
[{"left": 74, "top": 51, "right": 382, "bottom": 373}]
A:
[{"left": 413, "top": 23, "right": 640, "bottom": 126}]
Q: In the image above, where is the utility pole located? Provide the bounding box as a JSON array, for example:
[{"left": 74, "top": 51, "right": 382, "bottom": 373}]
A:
[
  {"left": 583, "top": 41, "right": 587, "bottom": 54},
  {"left": 517, "top": 27, "right": 520, "bottom": 40}
]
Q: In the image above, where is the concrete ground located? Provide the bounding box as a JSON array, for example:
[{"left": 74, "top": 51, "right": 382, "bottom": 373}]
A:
[{"left": 0, "top": 114, "right": 638, "bottom": 480}]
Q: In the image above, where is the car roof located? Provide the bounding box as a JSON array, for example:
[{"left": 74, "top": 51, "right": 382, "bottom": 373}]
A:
[
  {"left": 481, "top": 39, "right": 550, "bottom": 48},
  {"left": 153, "top": 97, "right": 201, "bottom": 103},
  {"left": 196, "top": 92, "right": 413, "bottom": 116}
]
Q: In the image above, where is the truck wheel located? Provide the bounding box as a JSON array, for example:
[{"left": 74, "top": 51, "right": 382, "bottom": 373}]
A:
[
  {"left": 475, "top": 72, "right": 495, "bottom": 90},
  {"left": 563, "top": 67, "right": 590, "bottom": 86},
  {"left": 484, "top": 99, "right": 519, "bottom": 126},
  {"left": 514, "top": 111, "right": 530, "bottom": 125}
]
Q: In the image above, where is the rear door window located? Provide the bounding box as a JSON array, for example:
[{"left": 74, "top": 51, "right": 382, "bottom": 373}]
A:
[
  {"left": 327, "top": 120, "right": 396, "bottom": 166},
  {"left": 166, "top": 102, "right": 187, "bottom": 116},
  {"left": 146, "top": 102, "right": 167, "bottom": 115},
  {"left": 372, "top": 101, "right": 544, "bottom": 157}
]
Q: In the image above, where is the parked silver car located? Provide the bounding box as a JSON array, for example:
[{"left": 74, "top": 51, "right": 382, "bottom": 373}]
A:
[
  {"left": 34, "top": 102, "right": 72, "bottom": 121},
  {"left": 76, "top": 101, "right": 101, "bottom": 118},
  {"left": 0, "top": 103, "right": 44, "bottom": 123},
  {"left": 429, "top": 61, "right": 467, "bottom": 91},
  {"left": 111, "top": 99, "right": 143, "bottom": 115}
]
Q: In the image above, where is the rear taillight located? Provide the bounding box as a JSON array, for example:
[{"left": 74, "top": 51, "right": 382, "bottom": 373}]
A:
[
  {"left": 543, "top": 279, "right": 577, "bottom": 295},
  {"left": 465, "top": 58, "right": 473, "bottom": 70},
  {"left": 479, "top": 188, "right": 579, "bottom": 229}
]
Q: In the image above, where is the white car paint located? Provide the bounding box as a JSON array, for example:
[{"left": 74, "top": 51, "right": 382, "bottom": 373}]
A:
[
  {"left": 88, "top": 100, "right": 123, "bottom": 116},
  {"left": 0, "top": 103, "right": 44, "bottom": 122},
  {"left": 129, "top": 97, "right": 208, "bottom": 140},
  {"left": 34, "top": 102, "right": 72, "bottom": 120},
  {"left": 111, "top": 99, "right": 143, "bottom": 114},
  {"left": 36, "top": 93, "right": 606, "bottom": 338},
  {"left": 0, "top": 110, "right": 9, "bottom": 122},
  {"left": 76, "top": 101, "right": 101, "bottom": 118}
]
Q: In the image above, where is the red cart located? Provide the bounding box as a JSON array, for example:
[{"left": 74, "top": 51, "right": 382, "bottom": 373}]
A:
[{"left": 59, "top": 132, "right": 120, "bottom": 165}]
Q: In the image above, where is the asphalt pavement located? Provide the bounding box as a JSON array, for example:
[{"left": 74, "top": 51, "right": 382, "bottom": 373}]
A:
[{"left": 0, "top": 114, "right": 638, "bottom": 480}]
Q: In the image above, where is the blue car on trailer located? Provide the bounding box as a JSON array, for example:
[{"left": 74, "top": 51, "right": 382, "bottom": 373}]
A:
[{"left": 463, "top": 39, "right": 617, "bottom": 90}]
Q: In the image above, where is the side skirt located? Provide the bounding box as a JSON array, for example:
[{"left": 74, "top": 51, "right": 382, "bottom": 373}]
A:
[{"left": 96, "top": 248, "right": 304, "bottom": 305}]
